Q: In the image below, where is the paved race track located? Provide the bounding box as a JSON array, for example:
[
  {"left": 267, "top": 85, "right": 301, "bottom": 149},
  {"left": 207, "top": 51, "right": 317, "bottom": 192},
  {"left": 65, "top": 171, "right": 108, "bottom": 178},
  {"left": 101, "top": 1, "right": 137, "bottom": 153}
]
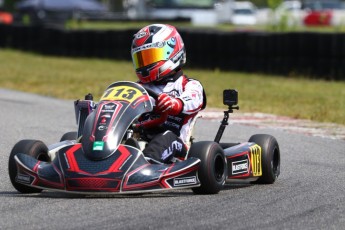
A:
[{"left": 0, "top": 89, "right": 344, "bottom": 230}]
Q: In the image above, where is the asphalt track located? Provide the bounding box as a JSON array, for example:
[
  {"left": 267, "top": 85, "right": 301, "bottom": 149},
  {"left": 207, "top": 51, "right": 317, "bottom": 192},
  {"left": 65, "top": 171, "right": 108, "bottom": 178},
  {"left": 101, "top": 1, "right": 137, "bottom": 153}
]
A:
[{"left": 0, "top": 89, "right": 344, "bottom": 230}]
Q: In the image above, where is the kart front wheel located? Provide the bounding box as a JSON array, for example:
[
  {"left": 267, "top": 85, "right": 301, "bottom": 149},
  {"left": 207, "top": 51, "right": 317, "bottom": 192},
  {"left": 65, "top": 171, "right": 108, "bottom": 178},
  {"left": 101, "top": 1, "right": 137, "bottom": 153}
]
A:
[
  {"left": 8, "top": 140, "right": 50, "bottom": 193},
  {"left": 188, "top": 141, "right": 227, "bottom": 194},
  {"left": 249, "top": 134, "right": 280, "bottom": 184}
]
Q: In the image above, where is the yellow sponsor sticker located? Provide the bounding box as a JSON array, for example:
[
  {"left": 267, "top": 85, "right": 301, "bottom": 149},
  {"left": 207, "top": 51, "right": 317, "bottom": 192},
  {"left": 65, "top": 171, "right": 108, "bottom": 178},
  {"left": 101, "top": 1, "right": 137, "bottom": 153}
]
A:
[
  {"left": 250, "top": 144, "right": 262, "bottom": 177},
  {"left": 100, "top": 86, "right": 143, "bottom": 103}
]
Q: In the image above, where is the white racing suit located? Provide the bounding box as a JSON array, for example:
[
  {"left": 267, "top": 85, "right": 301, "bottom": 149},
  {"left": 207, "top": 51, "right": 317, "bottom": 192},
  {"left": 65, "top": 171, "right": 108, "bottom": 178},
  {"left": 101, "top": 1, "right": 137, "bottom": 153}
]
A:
[{"left": 140, "top": 70, "right": 206, "bottom": 163}]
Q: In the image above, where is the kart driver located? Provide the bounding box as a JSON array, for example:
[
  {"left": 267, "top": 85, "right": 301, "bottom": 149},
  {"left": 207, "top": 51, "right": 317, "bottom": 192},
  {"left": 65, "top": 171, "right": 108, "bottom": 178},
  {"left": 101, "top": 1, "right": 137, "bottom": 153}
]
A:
[{"left": 131, "top": 24, "right": 206, "bottom": 164}]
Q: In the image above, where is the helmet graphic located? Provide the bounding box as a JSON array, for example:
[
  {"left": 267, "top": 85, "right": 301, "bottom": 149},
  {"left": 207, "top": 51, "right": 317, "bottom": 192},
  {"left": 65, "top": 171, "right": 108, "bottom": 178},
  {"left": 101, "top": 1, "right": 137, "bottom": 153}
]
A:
[{"left": 131, "top": 24, "right": 186, "bottom": 83}]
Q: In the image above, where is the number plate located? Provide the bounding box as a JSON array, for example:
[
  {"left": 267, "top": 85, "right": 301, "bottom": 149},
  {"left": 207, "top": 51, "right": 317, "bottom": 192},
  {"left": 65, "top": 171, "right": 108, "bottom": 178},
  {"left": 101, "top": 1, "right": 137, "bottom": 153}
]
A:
[
  {"left": 250, "top": 144, "right": 262, "bottom": 177},
  {"left": 100, "top": 86, "right": 143, "bottom": 103}
]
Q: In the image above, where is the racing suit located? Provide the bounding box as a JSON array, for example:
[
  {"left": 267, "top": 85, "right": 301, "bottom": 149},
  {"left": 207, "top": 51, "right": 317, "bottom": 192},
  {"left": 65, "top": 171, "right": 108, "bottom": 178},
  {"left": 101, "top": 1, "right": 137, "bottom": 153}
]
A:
[{"left": 140, "top": 70, "right": 206, "bottom": 163}]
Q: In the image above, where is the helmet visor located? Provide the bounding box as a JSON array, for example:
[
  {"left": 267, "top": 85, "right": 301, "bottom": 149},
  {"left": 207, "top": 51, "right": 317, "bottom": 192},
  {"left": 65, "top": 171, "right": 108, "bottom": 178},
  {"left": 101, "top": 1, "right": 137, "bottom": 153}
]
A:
[{"left": 132, "top": 42, "right": 174, "bottom": 69}]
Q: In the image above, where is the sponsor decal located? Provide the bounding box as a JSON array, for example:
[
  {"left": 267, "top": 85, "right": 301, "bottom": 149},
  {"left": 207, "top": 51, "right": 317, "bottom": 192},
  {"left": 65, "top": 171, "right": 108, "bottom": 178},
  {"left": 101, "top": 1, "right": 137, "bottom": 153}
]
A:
[
  {"left": 182, "top": 96, "right": 192, "bottom": 101},
  {"left": 102, "top": 109, "right": 115, "bottom": 113},
  {"left": 98, "top": 125, "right": 107, "bottom": 131},
  {"left": 232, "top": 159, "right": 249, "bottom": 175},
  {"left": 132, "top": 41, "right": 166, "bottom": 53},
  {"left": 99, "top": 114, "right": 110, "bottom": 125},
  {"left": 93, "top": 141, "right": 105, "bottom": 151},
  {"left": 16, "top": 173, "right": 31, "bottom": 184},
  {"left": 100, "top": 103, "right": 117, "bottom": 113},
  {"left": 174, "top": 176, "right": 197, "bottom": 187},
  {"left": 250, "top": 145, "right": 262, "bottom": 176},
  {"left": 165, "top": 121, "right": 180, "bottom": 130},
  {"left": 171, "top": 49, "right": 184, "bottom": 63},
  {"left": 104, "top": 105, "right": 115, "bottom": 110},
  {"left": 168, "top": 116, "right": 182, "bottom": 122},
  {"left": 161, "top": 140, "right": 183, "bottom": 160},
  {"left": 156, "top": 41, "right": 165, "bottom": 48},
  {"left": 135, "top": 31, "right": 147, "bottom": 39}
]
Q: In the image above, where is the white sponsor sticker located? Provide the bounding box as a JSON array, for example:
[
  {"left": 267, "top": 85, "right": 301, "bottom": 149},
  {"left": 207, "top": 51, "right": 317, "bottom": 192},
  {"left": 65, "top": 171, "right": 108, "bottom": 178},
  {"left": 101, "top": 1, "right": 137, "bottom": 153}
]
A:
[
  {"left": 173, "top": 176, "right": 197, "bottom": 187},
  {"left": 232, "top": 159, "right": 249, "bottom": 175},
  {"left": 16, "top": 174, "right": 31, "bottom": 184}
]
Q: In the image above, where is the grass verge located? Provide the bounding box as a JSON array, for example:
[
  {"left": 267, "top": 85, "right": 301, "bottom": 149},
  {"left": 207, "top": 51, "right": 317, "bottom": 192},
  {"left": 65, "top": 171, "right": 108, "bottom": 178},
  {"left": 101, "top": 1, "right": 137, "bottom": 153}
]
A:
[{"left": 1, "top": 49, "right": 344, "bottom": 125}]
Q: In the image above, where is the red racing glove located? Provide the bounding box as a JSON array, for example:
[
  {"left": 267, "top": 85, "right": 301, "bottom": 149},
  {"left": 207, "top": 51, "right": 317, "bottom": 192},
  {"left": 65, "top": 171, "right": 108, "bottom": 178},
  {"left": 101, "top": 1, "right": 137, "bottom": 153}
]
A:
[{"left": 156, "top": 93, "right": 183, "bottom": 115}]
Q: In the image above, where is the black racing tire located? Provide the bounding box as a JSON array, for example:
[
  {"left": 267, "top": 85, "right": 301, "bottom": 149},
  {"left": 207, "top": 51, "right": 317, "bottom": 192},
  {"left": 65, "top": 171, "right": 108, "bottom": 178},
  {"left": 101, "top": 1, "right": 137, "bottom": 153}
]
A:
[
  {"left": 249, "top": 134, "right": 280, "bottom": 184},
  {"left": 188, "top": 141, "right": 227, "bottom": 194},
  {"left": 8, "top": 140, "right": 50, "bottom": 193},
  {"left": 60, "top": 131, "right": 77, "bottom": 142}
]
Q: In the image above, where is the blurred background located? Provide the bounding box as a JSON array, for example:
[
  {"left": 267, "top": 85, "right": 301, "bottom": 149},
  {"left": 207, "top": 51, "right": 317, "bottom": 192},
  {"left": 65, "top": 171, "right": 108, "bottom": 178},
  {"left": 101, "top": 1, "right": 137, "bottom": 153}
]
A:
[
  {"left": 1, "top": 1, "right": 345, "bottom": 125},
  {"left": 3, "top": 0, "right": 345, "bottom": 80},
  {"left": 1, "top": 0, "right": 345, "bottom": 28}
]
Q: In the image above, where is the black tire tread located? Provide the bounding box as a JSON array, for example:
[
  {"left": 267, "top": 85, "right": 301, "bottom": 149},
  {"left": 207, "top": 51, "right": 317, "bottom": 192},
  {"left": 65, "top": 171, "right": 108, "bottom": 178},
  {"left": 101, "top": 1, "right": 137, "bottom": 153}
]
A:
[
  {"left": 8, "top": 140, "right": 49, "bottom": 193},
  {"left": 188, "top": 141, "right": 227, "bottom": 194}
]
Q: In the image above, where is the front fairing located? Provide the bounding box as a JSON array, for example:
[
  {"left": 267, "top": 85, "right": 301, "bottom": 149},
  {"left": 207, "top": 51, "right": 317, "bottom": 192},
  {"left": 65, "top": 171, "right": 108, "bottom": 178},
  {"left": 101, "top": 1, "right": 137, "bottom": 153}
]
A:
[
  {"left": 81, "top": 81, "right": 153, "bottom": 160},
  {"left": 14, "top": 143, "right": 201, "bottom": 193},
  {"left": 11, "top": 81, "right": 202, "bottom": 194}
]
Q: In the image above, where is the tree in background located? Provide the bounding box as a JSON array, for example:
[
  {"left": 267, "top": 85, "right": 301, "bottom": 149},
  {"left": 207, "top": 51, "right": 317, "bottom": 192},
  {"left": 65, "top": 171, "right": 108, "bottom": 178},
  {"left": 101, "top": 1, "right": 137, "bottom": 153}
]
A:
[
  {"left": 267, "top": 0, "right": 282, "bottom": 9},
  {"left": 250, "top": 0, "right": 269, "bottom": 8}
]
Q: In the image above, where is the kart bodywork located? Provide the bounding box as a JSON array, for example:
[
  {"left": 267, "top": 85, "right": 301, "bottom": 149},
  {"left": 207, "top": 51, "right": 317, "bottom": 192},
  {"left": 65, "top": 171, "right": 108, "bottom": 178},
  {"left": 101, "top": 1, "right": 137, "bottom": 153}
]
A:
[{"left": 9, "top": 81, "right": 280, "bottom": 195}]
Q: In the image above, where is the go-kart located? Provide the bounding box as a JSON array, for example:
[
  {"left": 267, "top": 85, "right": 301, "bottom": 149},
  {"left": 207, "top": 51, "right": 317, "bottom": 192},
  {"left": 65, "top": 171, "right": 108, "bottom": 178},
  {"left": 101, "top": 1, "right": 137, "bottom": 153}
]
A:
[{"left": 8, "top": 81, "right": 280, "bottom": 195}]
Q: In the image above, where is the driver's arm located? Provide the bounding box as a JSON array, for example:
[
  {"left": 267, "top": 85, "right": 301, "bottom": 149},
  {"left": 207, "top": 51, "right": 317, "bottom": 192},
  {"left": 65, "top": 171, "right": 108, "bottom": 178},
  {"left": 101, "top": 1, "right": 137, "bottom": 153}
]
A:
[{"left": 178, "top": 80, "right": 204, "bottom": 115}]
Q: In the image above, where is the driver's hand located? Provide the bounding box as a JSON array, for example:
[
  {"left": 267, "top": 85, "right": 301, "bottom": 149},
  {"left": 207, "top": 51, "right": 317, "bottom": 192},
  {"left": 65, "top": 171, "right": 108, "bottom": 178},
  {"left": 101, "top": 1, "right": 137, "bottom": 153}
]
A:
[{"left": 157, "top": 93, "right": 183, "bottom": 115}]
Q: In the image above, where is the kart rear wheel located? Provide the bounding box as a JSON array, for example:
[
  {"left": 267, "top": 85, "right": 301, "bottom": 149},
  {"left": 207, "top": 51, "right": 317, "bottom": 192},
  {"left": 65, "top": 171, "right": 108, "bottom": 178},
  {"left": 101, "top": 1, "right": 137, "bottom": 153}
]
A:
[
  {"left": 188, "top": 141, "right": 227, "bottom": 194},
  {"left": 8, "top": 140, "right": 50, "bottom": 193},
  {"left": 249, "top": 134, "right": 280, "bottom": 184},
  {"left": 60, "top": 131, "right": 77, "bottom": 142}
]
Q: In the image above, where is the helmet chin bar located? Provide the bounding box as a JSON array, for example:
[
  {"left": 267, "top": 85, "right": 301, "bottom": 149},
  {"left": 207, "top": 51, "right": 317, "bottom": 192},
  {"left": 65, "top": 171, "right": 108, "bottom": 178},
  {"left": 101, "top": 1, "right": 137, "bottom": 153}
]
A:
[
  {"left": 155, "top": 59, "right": 181, "bottom": 81},
  {"left": 136, "top": 63, "right": 158, "bottom": 83}
]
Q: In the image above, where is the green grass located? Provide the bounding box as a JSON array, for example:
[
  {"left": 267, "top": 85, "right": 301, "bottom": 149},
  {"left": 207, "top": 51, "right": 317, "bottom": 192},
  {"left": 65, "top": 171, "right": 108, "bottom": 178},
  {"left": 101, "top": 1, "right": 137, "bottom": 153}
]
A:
[{"left": 1, "top": 49, "right": 344, "bottom": 125}]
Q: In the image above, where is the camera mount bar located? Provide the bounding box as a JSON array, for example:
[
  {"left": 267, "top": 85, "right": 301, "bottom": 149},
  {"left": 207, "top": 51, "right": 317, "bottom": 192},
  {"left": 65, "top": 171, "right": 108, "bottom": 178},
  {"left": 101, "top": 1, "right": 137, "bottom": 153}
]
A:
[{"left": 214, "top": 104, "right": 239, "bottom": 143}]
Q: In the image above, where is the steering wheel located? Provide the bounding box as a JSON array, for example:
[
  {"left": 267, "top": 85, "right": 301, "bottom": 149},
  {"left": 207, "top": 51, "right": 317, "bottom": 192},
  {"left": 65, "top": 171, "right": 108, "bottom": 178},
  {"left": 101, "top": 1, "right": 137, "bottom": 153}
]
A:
[
  {"left": 133, "top": 86, "right": 168, "bottom": 129},
  {"left": 142, "top": 86, "right": 159, "bottom": 100}
]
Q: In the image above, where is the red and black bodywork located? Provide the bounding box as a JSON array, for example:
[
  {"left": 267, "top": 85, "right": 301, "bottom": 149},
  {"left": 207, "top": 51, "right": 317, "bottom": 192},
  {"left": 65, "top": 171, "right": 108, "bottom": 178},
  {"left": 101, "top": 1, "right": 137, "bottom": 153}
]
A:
[
  {"left": 12, "top": 81, "right": 201, "bottom": 194},
  {"left": 14, "top": 144, "right": 200, "bottom": 193},
  {"left": 9, "top": 82, "right": 280, "bottom": 195},
  {"left": 224, "top": 143, "right": 262, "bottom": 181}
]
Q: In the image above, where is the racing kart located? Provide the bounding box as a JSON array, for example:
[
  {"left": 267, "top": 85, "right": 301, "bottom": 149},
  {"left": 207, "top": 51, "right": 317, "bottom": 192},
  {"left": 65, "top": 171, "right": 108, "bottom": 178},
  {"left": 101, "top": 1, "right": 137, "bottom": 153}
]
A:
[{"left": 8, "top": 81, "right": 280, "bottom": 195}]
